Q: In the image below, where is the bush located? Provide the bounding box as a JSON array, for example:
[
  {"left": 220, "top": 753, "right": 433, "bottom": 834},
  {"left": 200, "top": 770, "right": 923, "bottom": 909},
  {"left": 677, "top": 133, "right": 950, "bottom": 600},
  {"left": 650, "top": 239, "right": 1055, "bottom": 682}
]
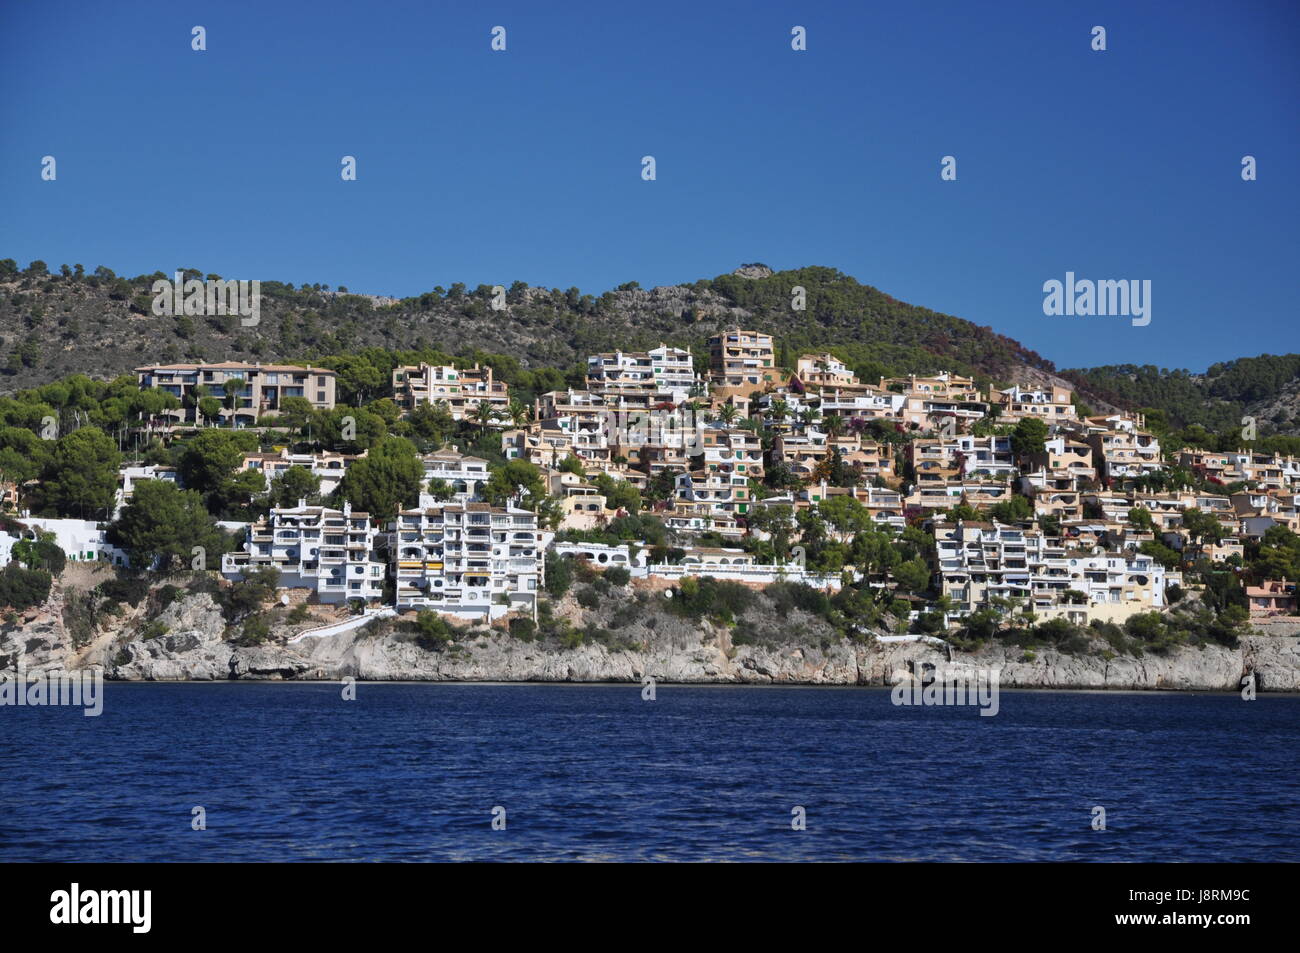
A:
[
  {"left": 509, "top": 617, "right": 537, "bottom": 641},
  {"left": 221, "top": 568, "right": 280, "bottom": 621},
  {"left": 413, "top": 610, "right": 453, "bottom": 650},
  {"left": 768, "top": 581, "right": 831, "bottom": 618},
  {"left": 544, "top": 551, "right": 572, "bottom": 597},
  {"left": 669, "top": 576, "right": 755, "bottom": 624},
  {"left": 604, "top": 566, "right": 631, "bottom": 586},
  {"left": 99, "top": 573, "right": 150, "bottom": 608},
  {"left": 156, "top": 584, "right": 182, "bottom": 611},
  {"left": 912, "top": 610, "right": 945, "bottom": 634},
  {"left": 0, "top": 563, "right": 52, "bottom": 611},
  {"left": 13, "top": 537, "right": 66, "bottom": 574},
  {"left": 233, "top": 615, "right": 271, "bottom": 646},
  {"left": 576, "top": 586, "right": 601, "bottom": 610},
  {"left": 140, "top": 620, "right": 170, "bottom": 640}
]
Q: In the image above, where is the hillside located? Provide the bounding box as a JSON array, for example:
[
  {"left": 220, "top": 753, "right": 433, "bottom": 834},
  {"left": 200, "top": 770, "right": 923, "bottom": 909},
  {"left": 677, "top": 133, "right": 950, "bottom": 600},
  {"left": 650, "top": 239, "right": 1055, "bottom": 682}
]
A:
[
  {"left": 1061, "top": 355, "right": 1300, "bottom": 437},
  {"left": 0, "top": 259, "right": 1055, "bottom": 391},
  {"left": 2, "top": 258, "right": 1295, "bottom": 437}
]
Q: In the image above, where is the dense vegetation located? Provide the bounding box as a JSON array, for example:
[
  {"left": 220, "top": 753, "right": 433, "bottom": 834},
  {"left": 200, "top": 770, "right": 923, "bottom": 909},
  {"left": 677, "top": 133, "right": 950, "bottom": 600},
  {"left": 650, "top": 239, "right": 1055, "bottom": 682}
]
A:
[
  {"left": 1, "top": 258, "right": 1055, "bottom": 395},
  {"left": 1062, "top": 354, "right": 1300, "bottom": 438}
]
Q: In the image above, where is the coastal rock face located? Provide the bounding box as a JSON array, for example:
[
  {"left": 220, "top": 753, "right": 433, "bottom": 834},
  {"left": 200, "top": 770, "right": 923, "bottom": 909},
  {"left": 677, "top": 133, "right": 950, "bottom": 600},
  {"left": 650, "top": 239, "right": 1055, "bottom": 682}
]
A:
[{"left": 6, "top": 588, "right": 1299, "bottom": 691}]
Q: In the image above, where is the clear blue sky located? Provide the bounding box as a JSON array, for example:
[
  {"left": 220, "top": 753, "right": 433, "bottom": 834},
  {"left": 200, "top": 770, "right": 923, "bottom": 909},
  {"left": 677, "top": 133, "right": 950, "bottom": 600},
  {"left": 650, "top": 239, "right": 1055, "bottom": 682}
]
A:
[{"left": 2, "top": 0, "right": 1296, "bottom": 371}]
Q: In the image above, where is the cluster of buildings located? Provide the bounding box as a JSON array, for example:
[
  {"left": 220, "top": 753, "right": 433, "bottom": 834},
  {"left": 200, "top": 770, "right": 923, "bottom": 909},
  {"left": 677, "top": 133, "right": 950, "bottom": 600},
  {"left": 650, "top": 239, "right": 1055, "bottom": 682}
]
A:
[{"left": 2, "top": 340, "right": 1297, "bottom": 628}]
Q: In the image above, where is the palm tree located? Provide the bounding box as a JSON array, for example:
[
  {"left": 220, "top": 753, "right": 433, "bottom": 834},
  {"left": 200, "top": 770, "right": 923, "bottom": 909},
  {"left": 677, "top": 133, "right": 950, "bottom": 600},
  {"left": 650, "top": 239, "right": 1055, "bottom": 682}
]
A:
[
  {"left": 506, "top": 398, "right": 530, "bottom": 428},
  {"left": 223, "top": 378, "right": 242, "bottom": 428},
  {"left": 472, "top": 399, "right": 500, "bottom": 432},
  {"left": 768, "top": 398, "right": 789, "bottom": 426},
  {"left": 717, "top": 404, "right": 739, "bottom": 428}
]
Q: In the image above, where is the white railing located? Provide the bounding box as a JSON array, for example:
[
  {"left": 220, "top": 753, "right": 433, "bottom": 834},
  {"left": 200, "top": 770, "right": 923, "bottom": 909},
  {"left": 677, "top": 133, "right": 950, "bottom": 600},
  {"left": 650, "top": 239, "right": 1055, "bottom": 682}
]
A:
[
  {"left": 287, "top": 606, "right": 397, "bottom": 643},
  {"left": 648, "top": 563, "right": 848, "bottom": 590}
]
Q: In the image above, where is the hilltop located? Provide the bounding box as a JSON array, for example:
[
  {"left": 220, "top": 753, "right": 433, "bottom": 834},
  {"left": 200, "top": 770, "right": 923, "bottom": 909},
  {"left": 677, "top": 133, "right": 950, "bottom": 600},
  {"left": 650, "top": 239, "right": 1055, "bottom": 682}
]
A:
[
  {"left": 1062, "top": 356, "right": 1300, "bottom": 437},
  {"left": 0, "top": 259, "right": 1056, "bottom": 389},
  {"left": 2, "top": 258, "right": 1296, "bottom": 436}
]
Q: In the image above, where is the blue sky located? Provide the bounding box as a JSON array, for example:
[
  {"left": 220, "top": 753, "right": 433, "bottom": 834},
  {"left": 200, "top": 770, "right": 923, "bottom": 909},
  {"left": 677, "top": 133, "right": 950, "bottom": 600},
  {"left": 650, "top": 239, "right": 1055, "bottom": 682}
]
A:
[{"left": 1, "top": 0, "right": 1296, "bottom": 371}]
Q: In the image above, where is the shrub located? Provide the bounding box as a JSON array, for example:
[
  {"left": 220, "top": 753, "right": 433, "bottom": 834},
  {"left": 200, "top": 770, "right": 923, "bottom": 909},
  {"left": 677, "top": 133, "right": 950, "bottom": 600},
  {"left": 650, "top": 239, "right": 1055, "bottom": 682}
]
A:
[
  {"left": 413, "top": 610, "right": 453, "bottom": 650},
  {"left": 233, "top": 615, "right": 271, "bottom": 646},
  {"left": 139, "top": 620, "right": 169, "bottom": 641},
  {"left": 604, "top": 566, "right": 631, "bottom": 586},
  {"left": 156, "top": 584, "right": 182, "bottom": 611},
  {"left": 576, "top": 586, "right": 601, "bottom": 610},
  {"left": 0, "top": 564, "right": 52, "bottom": 611},
  {"left": 509, "top": 617, "right": 536, "bottom": 641},
  {"left": 99, "top": 573, "right": 150, "bottom": 608},
  {"left": 768, "top": 581, "right": 831, "bottom": 618},
  {"left": 13, "top": 537, "right": 66, "bottom": 574},
  {"left": 221, "top": 568, "right": 280, "bottom": 621},
  {"left": 669, "top": 576, "right": 755, "bottom": 623},
  {"left": 544, "top": 551, "right": 572, "bottom": 597},
  {"left": 912, "top": 610, "right": 945, "bottom": 634}
]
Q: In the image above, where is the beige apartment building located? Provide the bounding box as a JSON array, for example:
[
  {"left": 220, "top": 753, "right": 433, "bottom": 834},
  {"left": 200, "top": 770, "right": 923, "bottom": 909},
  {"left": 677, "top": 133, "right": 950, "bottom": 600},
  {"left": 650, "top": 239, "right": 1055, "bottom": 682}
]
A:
[
  {"left": 709, "top": 328, "right": 777, "bottom": 392},
  {"left": 136, "top": 361, "right": 337, "bottom": 427},
  {"left": 392, "top": 363, "right": 511, "bottom": 422}
]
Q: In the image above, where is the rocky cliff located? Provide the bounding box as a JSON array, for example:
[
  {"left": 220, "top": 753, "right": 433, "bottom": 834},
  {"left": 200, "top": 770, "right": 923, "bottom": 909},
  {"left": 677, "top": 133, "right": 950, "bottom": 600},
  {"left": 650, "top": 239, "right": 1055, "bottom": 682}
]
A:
[{"left": 5, "top": 580, "right": 1299, "bottom": 692}]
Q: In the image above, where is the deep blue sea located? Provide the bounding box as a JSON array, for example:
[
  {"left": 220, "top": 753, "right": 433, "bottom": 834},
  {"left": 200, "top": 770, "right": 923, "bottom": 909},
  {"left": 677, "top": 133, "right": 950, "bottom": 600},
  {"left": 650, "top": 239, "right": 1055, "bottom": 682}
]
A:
[{"left": 2, "top": 683, "right": 1297, "bottom": 861}]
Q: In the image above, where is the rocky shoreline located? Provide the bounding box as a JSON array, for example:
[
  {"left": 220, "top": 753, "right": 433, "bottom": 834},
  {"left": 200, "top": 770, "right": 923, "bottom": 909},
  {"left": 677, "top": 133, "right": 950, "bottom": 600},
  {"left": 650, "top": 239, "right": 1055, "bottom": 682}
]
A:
[{"left": 6, "top": 584, "right": 1300, "bottom": 692}]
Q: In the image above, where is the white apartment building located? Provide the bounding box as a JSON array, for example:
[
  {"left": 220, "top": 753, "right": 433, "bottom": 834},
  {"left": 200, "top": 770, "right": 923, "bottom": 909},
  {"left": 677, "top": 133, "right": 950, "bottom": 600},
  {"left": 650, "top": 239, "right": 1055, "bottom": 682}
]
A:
[
  {"left": 935, "top": 521, "right": 1072, "bottom": 617},
  {"left": 586, "top": 345, "right": 697, "bottom": 394},
  {"left": 222, "top": 501, "right": 385, "bottom": 603},
  {"left": 239, "top": 448, "right": 363, "bottom": 497},
  {"left": 1080, "top": 415, "right": 1163, "bottom": 479},
  {"left": 674, "top": 470, "right": 753, "bottom": 517},
  {"left": 1064, "top": 550, "right": 1172, "bottom": 621},
  {"left": 420, "top": 448, "right": 491, "bottom": 504},
  {"left": 953, "top": 434, "right": 1016, "bottom": 478},
  {"left": 991, "top": 384, "right": 1077, "bottom": 423},
  {"left": 935, "top": 520, "right": 1171, "bottom": 623},
  {"left": 818, "top": 389, "right": 907, "bottom": 420},
  {"left": 8, "top": 516, "right": 130, "bottom": 566},
  {"left": 390, "top": 503, "right": 552, "bottom": 620}
]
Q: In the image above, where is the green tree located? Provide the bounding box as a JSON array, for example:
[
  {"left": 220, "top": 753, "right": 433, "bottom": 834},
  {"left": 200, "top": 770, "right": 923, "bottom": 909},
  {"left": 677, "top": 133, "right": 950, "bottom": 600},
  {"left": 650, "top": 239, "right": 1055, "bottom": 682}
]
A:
[
  {"left": 989, "top": 494, "right": 1033, "bottom": 524},
  {"left": 39, "top": 427, "right": 122, "bottom": 519},
  {"left": 108, "top": 480, "right": 227, "bottom": 570},
  {"left": 335, "top": 437, "right": 424, "bottom": 519},
  {"left": 892, "top": 557, "right": 931, "bottom": 594},
  {"left": 484, "top": 459, "right": 548, "bottom": 509},
  {"left": 12, "top": 535, "right": 66, "bottom": 574},
  {"left": 1010, "top": 417, "right": 1048, "bottom": 458},
  {"left": 1127, "top": 506, "right": 1154, "bottom": 531},
  {"left": 545, "top": 551, "right": 572, "bottom": 597},
  {"left": 269, "top": 465, "right": 321, "bottom": 508},
  {"left": 177, "top": 429, "right": 259, "bottom": 498},
  {"left": 592, "top": 473, "right": 641, "bottom": 514}
]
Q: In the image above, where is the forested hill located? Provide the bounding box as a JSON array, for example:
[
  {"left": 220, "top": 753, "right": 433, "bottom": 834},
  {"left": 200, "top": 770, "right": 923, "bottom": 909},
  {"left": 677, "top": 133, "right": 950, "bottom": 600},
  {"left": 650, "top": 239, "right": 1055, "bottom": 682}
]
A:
[
  {"left": 2, "top": 257, "right": 1296, "bottom": 438},
  {"left": 0, "top": 259, "right": 1054, "bottom": 391},
  {"left": 1061, "top": 355, "right": 1300, "bottom": 438}
]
